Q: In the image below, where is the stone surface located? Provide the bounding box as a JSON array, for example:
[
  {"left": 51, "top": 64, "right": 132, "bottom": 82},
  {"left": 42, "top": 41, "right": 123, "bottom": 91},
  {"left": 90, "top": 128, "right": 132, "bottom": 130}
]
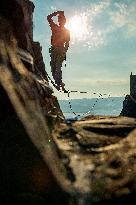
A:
[
  {"left": 53, "top": 116, "right": 136, "bottom": 204},
  {"left": 32, "top": 42, "right": 49, "bottom": 81},
  {"left": 121, "top": 73, "right": 136, "bottom": 118},
  {"left": 121, "top": 95, "right": 136, "bottom": 117},
  {"left": 0, "top": 30, "right": 68, "bottom": 204},
  {"left": 0, "top": 1, "right": 66, "bottom": 204},
  {"left": 17, "top": 0, "right": 35, "bottom": 40}
]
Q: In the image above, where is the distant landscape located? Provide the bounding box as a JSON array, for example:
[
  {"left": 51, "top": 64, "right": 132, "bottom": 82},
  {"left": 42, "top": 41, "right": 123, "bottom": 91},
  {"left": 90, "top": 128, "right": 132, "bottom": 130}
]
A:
[{"left": 59, "top": 97, "right": 125, "bottom": 119}]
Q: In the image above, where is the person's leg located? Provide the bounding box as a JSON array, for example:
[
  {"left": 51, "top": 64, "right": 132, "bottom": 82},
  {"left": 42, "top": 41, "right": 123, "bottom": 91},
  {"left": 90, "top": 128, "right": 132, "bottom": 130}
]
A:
[
  {"left": 55, "top": 50, "right": 66, "bottom": 91},
  {"left": 50, "top": 48, "right": 56, "bottom": 80},
  {"left": 50, "top": 47, "right": 66, "bottom": 91},
  {"left": 53, "top": 60, "right": 61, "bottom": 89},
  {"left": 50, "top": 48, "right": 61, "bottom": 90},
  {"left": 58, "top": 50, "right": 66, "bottom": 91}
]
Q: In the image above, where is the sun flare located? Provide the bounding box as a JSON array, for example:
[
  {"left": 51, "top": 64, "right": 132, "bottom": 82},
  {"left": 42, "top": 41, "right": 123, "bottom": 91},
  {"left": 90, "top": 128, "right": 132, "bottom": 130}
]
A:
[
  {"left": 65, "top": 12, "right": 104, "bottom": 48},
  {"left": 65, "top": 14, "right": 88, "bottom": 43}
]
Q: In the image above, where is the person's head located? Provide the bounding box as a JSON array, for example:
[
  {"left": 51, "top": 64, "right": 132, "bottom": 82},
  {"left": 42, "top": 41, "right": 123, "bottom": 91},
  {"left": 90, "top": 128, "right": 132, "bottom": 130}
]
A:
[{"left": 58, "top": 14, "right": 66, "bottom": 27}]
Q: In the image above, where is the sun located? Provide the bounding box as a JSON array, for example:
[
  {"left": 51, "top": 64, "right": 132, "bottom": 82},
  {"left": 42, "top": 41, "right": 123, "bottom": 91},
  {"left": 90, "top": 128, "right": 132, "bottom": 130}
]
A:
[{"left": 65, "top": 14, "right": 88, "bottom": 43}]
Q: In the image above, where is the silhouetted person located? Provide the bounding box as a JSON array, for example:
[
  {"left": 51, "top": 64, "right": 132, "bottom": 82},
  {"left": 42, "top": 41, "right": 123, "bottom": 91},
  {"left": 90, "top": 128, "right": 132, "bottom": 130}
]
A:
[{"left": 47, "top": 11, "right": 70, "bottom": 91}]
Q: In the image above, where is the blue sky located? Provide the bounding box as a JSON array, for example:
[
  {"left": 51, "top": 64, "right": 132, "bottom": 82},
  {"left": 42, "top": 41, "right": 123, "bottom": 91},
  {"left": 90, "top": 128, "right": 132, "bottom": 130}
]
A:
[{"left": 31, "top": 0, "right": 136, "bottom": 99}]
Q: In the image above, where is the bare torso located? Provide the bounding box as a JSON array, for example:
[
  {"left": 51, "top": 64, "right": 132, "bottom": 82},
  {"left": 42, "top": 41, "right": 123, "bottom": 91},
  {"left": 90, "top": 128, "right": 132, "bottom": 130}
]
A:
[{"left": 51, "top": 24, "right": 70, "bottom": 47}]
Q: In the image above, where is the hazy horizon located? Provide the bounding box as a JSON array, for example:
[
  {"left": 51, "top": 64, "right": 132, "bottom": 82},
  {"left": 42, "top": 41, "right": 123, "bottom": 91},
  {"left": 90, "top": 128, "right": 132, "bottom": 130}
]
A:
[{"left": 58, "top": 95, "right": 125, "bottom": 101}]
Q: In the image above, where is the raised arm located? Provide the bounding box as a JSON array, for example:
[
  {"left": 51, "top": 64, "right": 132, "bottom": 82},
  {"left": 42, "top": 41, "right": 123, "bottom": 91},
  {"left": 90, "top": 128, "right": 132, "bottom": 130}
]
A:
[{"left": 47, "top": 11, "right": 64, "bottom": 27}]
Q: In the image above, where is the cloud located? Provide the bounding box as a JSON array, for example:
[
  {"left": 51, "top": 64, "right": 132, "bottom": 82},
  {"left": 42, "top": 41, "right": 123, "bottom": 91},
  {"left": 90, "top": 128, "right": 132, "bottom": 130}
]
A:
[
  {"left": 96, "top": 79, "right": 128, "bottom": 86},
  {"left": 67, "top": 0, "right": 135, "bottom": 48},
  {"left": 87, "top": 0, "right": 110, "bottom": 17},
  {"left": 50, "top": 6, "right": 57, "bottom": 11},
  {"left": 74, "top": 78, "right": 128, "bottom": 86},
  {"left": 75, "top": 0, "right": 136, "bottom": 48},
  {"left": 109, "top": 2, "right": 136, "bottom": 37},
  {"left": 67, "top": 0, "right": 111, "bottom": 48}
]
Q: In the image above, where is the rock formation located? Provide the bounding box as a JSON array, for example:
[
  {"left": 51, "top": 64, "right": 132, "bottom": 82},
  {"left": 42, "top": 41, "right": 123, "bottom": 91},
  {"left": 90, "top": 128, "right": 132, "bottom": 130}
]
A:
[
  {"left": 0, "top": 0, "right": 66, "bottom": 204},
  {"left": 121, "top": 73, "right": 136, "bottom": 117}
]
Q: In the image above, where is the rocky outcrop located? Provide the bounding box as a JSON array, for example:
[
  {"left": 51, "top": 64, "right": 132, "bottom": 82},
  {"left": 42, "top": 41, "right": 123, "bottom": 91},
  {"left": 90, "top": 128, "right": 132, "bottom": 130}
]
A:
[
  {"left": 32, "top": 42, "right": 49, "bottom": 81},
  {"left": 0, "top": 0, "right": 65, "bottom": 204},
  {"left": 53, "top": 116, "right": 136, "bottom": 204},
  {"left": 120, "top": 95, "right": 136, "bottom": 117},
  {"left": 17, "top": 0, "right": 35, "bottom": 40},
  {"left": 0, "top": 40, "right": 68, "bottom": 204},
  {"left": 121, "top": 73, "right": 136, "bottom": 117}
]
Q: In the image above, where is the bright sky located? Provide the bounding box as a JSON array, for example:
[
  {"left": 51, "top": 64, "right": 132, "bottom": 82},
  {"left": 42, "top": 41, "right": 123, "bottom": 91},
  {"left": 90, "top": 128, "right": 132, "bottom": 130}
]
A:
[{"left": 31, "top": 0, "right": 136, "bottom": 100}]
